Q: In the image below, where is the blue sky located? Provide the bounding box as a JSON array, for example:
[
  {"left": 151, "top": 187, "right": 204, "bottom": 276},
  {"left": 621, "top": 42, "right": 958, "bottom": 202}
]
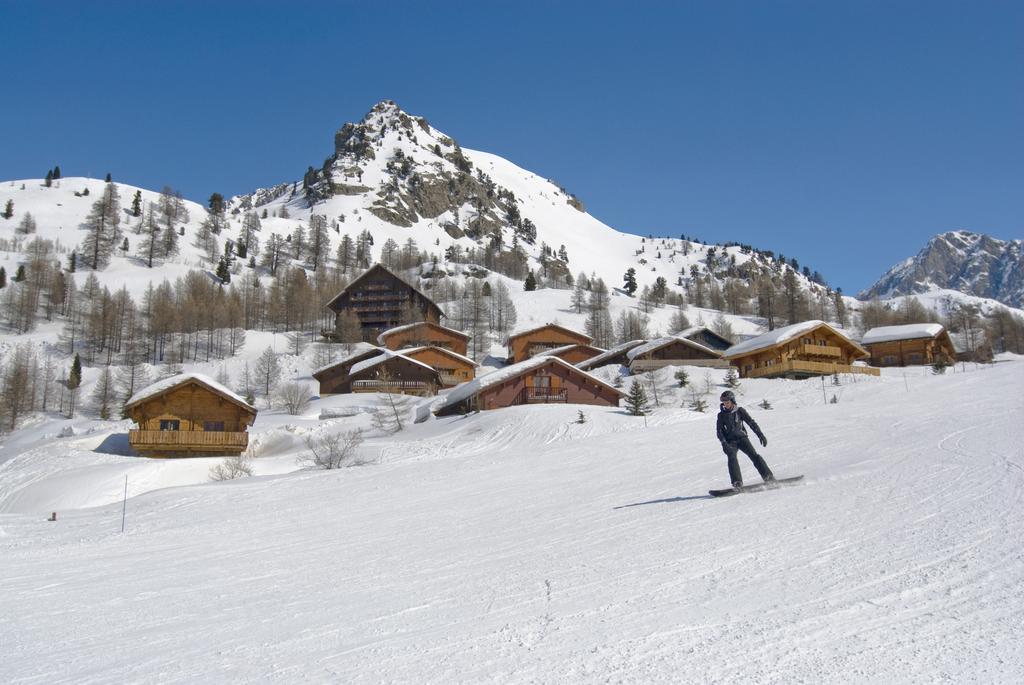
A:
[{"left": 3, "top": 1, "right": 1021, "bottom": 293}]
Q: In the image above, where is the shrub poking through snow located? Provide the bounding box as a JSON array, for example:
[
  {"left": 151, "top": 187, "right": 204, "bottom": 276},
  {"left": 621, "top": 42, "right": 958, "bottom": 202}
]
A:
[
  {"left": 209, "top": 454, "right": 253, "bottom": 481},
  {"left": 301, "top": 429, "right": 366, "bottom": 470}
]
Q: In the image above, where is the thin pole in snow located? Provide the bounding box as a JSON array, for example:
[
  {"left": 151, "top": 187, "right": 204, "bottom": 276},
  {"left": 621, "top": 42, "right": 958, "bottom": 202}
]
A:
[
  {"left": 821, "top": 375, "right": 827, "bottom": 405},
  {"left": 121, "top": 475, "right": 128, "bottom": 533},
  {"left": 903, "top": 373, "right": 909, "bottom": 392}
]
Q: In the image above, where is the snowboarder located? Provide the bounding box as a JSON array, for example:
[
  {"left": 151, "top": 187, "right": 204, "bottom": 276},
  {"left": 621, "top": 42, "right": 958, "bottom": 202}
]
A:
[{"left": 716, "top": 390, "right": 775, "bottom": 489}]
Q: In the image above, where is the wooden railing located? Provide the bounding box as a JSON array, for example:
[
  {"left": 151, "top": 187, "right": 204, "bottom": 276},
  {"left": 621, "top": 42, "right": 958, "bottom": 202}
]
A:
[
  {"left": 797, "top": 344, "right": 842, "bottom": 358},
  {"left": 514, "top": 388, "right": 568, "bottom": 404},
  {"left": 629, "top": 358, "right": 730, "bottom": 372},
  {"left": 743, "top": 360, "right": 880, "bottom": 379},
  {"left": 351, "top": 380, "right": 434, "bottom": 394},
  {"left": 129, "top": 430, "right": 248, "bottom": 452}
]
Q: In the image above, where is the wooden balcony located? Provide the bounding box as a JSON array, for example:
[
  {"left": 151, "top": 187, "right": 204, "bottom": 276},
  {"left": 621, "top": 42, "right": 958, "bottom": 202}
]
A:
[
  {"left": 351, "top": 380, "right": 435, "bottom": 395},
  {"left": 514, "top": 388, "right": 568, "bottom": 404},
  {"left": 439, "top": 374, "right": 468, "bottom": 387},
  {"left": 742, "top": 359, "right": 880, "bottom": 379},
  {"left": 629, "top": 358, "right": 730, "bottom": 373},
  {"left": 129, "top": 429, "right": 248, "bottom": 455},
  {"left": 797, "top": 343, "right": 842, "bottom": 358}
]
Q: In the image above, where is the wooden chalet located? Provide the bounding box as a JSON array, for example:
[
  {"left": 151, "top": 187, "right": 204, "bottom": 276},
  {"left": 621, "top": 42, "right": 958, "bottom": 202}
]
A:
[
  {"left": 537, "top": 343, "right": 606, "bottom": 366},
  {"left": 505, "top": 324, "right": 593, "bottom": 364},
  {"left": 124, "top": 373, "right": 257, "bottom": 457},
  {"left": 861, "top": 324, "right": 957, "bottom": 367},
  {"left": 434, "top": 356, "right": 624, "bottom": 416},
  {"left": 312, "top": 345, "right": 383, "bottom": 395},
  {"left": 348, "top": 349, "right": 442, "bottom": 397},
  {"left": 626, "top": 335, "right": 729, "bottom": 374},
  {"left": 677, "top": 326, "right": 733, "bottom": 352},
  {"left": 576, "top": 339, "right": 647, "bottom": 371},
  {"left": 399, "top": 346, "right": 478, "bottom": 388},
  {"left": 722, "top": 320, "right": 879, "bottom": 379},
  {"left": 377, "top": 321, "right": 470, "bottom": 357},
  {"left": 325, "top": 263, "right": 443, "bottom": 342}
]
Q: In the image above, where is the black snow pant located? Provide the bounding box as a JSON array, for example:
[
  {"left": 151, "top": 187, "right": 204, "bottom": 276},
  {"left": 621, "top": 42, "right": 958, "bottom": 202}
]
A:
[{"left": 722, "top": 436, "right": 773, "bottom": 486}]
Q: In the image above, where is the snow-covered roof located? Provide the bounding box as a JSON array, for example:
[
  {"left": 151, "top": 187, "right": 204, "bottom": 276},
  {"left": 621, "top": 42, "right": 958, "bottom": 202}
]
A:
[
  {"left": 434, "top": 356, "right": 622, "bottom": 413},
  {"left": 861, "top": 323, "right": 946, "bottom": 345},
  {"left": 376, "top": 321, "right": 468, "bottom": 345},
  {"left": 676, "top": 326, "right": 732, "bottom": 345},
  {"left": 723, "top": 320, "right": 864, "bottom": 358},
  {"left": 311, "top": 343, "right": 379, "bottom": 377},
  {"left": 400, "top": 345, "right": 479, "bottom": 367},
  {"left": 576, "top": 339, "right": 646, "bottom": 370},
  {"left": 125, "top": 373, "right": 256, "bottom": 413},
  {"left": 506, "top": 323, "right": 593, "bottom": 344},
  {"left": 626, "top": 335, "right": 719, "bottom": 361},
  {"left": 536, "top": 343, "right": 602, "bottom": 358},
  {"left": 349, "top": 348, "right": 439, "bottom": 377}
]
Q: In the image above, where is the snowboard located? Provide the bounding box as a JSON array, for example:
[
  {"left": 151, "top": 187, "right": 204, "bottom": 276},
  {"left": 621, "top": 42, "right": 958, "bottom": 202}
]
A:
[{"left": 709, "top": 475, "right": 804, "bottom": 498}]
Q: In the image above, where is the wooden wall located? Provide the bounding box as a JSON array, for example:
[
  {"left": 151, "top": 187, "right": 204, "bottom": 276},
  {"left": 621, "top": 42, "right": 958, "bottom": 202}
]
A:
[{"left": 509, "top": 329, "right": 592, "bottom": 363}]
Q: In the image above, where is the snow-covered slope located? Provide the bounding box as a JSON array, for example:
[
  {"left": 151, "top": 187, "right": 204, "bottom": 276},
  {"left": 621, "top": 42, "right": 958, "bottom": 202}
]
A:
[{"left": 1, "top": 358, "right": 1022, "bottom": 682}]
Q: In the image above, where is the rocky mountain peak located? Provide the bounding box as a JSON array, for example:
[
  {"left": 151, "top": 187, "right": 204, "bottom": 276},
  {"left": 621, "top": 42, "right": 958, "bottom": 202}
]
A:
[{"left": 861, "top": 230, "right": 1024, "bottom": 307}]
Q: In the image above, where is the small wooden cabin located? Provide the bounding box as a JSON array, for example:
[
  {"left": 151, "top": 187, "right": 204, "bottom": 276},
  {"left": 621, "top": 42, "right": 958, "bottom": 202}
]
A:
[
  {"left": 537, "top": 343, "right": 606, "bottom": 366},
  {"left": 434, "top": 356, "right": 624, "bottom": 416},
  {"left": 399, "top": 346, "right": 478, "bottom": 388},
  {"left": 626, "top": 336, "right": 728, "bottom": 374},
  {"left": 312, "top": 346, "right": 383, "bottom": 395},
  {"left": 677, "top": 326, "right": 733, "bottom": 352},
  {"left": 348, "top": 350, "right": 442, "bottom": 397},
  {"left": 377, "top": 321, "right": 470, "bottom": 357},
  {"left": 125, "top": 373, "right": 257, "bottom": 457},
  {"left": 506, "top": 324, "right": 593, "bottom": 364},
  {"left": 861, "top": 324, "right": 958, "bottom": 367},
  {"left": 576, "top": 339, "right": 647, "bottom": 371},
  {"left": 722, "top": 320, "right": 879, "bottom": 379},
  {"left": 325, "top": 263, "right": 443, "bottom": 342}
]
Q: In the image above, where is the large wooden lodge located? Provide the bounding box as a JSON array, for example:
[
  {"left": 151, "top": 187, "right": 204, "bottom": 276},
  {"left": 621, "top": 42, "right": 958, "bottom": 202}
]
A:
[
  {"left": 434, "top": 356, "right": 623, "bottom": 416},
  {"left": 861, "top": 323, "right": 957, "bottom": 367},
  {"left": 722, "top": 320, "right": 879, "bottom": 379},
  {"left": 325, "top": 264, "right": 443, "bottom": 342},
  {"left": 124, "top": 374, "right": 257, "bottom": 457}
]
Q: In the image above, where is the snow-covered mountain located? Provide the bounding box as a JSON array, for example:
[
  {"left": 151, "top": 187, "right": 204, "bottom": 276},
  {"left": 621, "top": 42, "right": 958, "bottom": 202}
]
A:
[
  {"left": 861, "top": 230, "right": 1024, "bottom": 308},
  {"left": 0, "top": 100, "right": 836, "bottom": 309}
]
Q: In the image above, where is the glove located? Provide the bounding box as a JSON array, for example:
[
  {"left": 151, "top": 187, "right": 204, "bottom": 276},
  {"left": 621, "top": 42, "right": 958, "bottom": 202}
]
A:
[{"left": 759, "top": 435, "right": 768, "bottom": 447}]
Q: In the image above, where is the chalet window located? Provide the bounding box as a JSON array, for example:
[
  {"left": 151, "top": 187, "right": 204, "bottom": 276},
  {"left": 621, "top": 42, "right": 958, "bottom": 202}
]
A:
[
  {"left": 883, "top": 355, "right": 898, "bottom": 365},
  {"left": 907, "top": 352, "right": 924, "bottom": 364},
  {"left": 534, "top": 375, "right": 552, "bottom": 388},
  {"left": 204, "top": 421, "right": 225, "bottom": 432},
  {"left": 159, "top": 419, "right": 180, "bottom": 431},
  {"left": 802, "top": 338, "right": 812, "bottom": 345}
]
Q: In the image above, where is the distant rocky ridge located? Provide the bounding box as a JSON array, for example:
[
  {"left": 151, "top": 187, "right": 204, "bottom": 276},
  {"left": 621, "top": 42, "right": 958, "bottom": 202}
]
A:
[{"left": 861, "top": 231, "right": 1024, "bottom": 308}]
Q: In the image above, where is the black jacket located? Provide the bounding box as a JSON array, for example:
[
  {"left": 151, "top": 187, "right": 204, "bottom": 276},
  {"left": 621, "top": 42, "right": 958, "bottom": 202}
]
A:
[{"left": 716, "top": 405, "right": 765, "bottom": 444}]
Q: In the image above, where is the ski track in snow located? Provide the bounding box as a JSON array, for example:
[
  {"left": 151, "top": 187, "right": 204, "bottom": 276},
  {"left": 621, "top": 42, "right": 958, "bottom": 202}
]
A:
[{"left": 0, "top": 362, "right": 1022, "bottom": 683}]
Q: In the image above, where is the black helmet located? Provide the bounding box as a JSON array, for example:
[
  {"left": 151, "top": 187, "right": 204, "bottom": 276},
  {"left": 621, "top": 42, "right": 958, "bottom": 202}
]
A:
[{"left": 720, "top": 390, "right": 736, "bottom": 403}]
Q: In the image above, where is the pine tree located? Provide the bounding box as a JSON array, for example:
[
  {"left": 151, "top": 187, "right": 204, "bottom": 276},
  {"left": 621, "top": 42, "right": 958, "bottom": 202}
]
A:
[
  {"left": 81, "top": 182, "right": 122, "bottom": 270},
  {"left": 254, "top": 346, "right": 281, "bottom": 397},
  {"left": 724, "top": 367, "right": 740, "bottom": 389},
  {"left": 66, "top": 353, "right": 82, "bottom": 418},
  {"left": 215, "top": 257, "right": 231, "bottom": 285},
  {"left": 524, "top": 270, "right": 537, "bottom": 291},
  {"left": 625, "top": 379, "right": 650, "bottom": 416},
  {"left": 131, "top": 190, "right": 143, "bottom": 217},
  {"left": 14, "top": 265, "right": 26, "bottom": 282},
  {"left": 68, "top": 251, "right": 76, "bottom": 273},
  {"left": 53, "top": 165, "right": 61, "bottom": 179},
  {"left": 623, "top": 267, "right": 638, "bottom": 296},
  {"left": 45, "top": 170, "right": 53, "bottom": 187},
  {"left": 0, "top": 267, "right": 6, "bottom": 289},
  {"left": 16, "top": 212, "right": 36, "bottom": 234},
  {"left": 2, "top": 199, "right": 13, "bottom": 219}
]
